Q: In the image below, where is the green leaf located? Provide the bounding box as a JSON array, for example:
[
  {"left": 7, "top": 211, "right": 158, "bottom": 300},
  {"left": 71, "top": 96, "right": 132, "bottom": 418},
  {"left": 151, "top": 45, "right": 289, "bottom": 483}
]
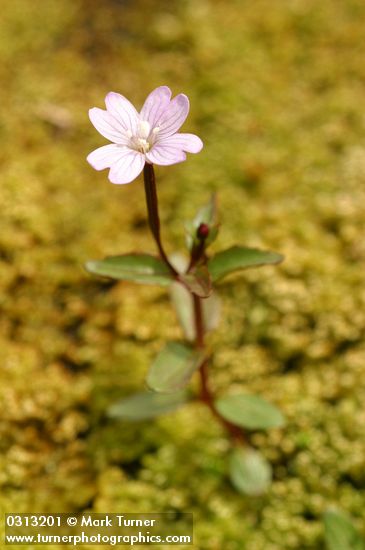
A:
[
  {"left": 229, "top": 448, "right": 272, "bottom": 496},
  {"left": 208, "top": 246, "right": 284, "bottom": 282},
  {"left": 107, "top": 390, "right": 188, "bottom": 421},
  {"left": 85, "top": 254, "right": 173, "bottom": 286},
  {"left": 146, "top": 342, "right": 204, "bottom": 393},
  {"left": 170, "top": 282, "right": 221, "bottom": 341},
  {"left": 179, "top": 265, "right": 212, "bottom": 298},
  {"left": 185, "top": 194, "right": 219, "bottom": 250},
  {"left": 215, "top": 394, "right": 285, "bottom": 430},
  {"left": 324, "top": 510, "right": 365, "bottom": 550}
]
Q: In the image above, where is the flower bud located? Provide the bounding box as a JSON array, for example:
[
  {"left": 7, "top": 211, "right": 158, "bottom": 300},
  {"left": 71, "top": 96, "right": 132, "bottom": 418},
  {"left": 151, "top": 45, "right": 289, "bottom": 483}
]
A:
[{"left": 197, "top": 223, "right": 210, "bottom": 240}]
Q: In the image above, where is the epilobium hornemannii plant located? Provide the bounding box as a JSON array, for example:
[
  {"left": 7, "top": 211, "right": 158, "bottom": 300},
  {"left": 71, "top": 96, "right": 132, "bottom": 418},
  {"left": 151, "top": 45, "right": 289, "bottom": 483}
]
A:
[{"left": 86, "top": 86, "right": 285, "bottom": 496}]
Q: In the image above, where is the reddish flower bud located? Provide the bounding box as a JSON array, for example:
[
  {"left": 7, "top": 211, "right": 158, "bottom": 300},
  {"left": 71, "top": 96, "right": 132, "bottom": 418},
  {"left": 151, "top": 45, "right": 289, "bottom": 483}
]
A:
[{"left": 197, "top": 223, "right": 210, "bottom": 240}]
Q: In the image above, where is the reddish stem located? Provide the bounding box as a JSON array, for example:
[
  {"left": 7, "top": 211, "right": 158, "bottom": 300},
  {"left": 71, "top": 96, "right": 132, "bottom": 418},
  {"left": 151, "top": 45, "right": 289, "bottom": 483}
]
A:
[
  {"left": 193, "top": 294, "right": 245, "bottom": 444},
  {"left": 143, "top": 163, "right": 178, "bottom": 275},
  {"left": 142, "top": 165, "right": 245, "bottom": 444}
]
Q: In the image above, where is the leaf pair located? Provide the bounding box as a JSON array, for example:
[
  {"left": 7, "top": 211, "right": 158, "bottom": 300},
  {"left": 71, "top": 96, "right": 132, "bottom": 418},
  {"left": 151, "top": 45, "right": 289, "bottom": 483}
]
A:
[
  {"left": 108, "top": 391, "right": 275, "bottom": 497},
  {"left": 85, "top": 246, "right": 283, "bottom": 290}
]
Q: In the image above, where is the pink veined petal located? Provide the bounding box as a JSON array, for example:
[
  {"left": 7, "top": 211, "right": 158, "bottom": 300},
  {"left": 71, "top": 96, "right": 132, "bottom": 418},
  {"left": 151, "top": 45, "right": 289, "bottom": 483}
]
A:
[
  {"left": 146, "top": 145, "right": 187, "bottom": 166},
  {"left": 89, "top": 108, "right": 130, "bottom": 144},
  {"left": 87, "top": 144, "right": 126, "bottom": 171},
  {"left": 154, "top": 94, "right": 190, "bottom": 139},
  {"left": 140, "top": 86, "right": 172, "bottom": 128},
  {"left": 108, "top": 150, "right": 145, "bottom": 184},
  {"left": 156, "top": 133, "right": 203, "bottom": 154},
  {"left": 105, "top": 92, "right": 139, "bottom": 134}
]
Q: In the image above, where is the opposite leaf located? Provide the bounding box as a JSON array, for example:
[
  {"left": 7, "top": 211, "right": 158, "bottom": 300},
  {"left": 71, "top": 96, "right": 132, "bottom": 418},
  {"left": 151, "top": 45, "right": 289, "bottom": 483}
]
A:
[
  {"left": 146, "top": 342, "right": 204, "bottom": 393},
  {"left": 107, "top": 390, "right": 188, "bottom": 421},
  {"left": 229, "top": 448, "right": 272, "bottom": 496},
  {"left": 324, "top": 510, "right": 365, "bottom": 550},
  {"left": 208, "top": 246, "right": 284, "bottom": 282},
  {"left": 85, "top": 254, "right": 173, "bottom": 286},
  {"left": 215, "top": 394, "right": 285, "bottom": 430}
]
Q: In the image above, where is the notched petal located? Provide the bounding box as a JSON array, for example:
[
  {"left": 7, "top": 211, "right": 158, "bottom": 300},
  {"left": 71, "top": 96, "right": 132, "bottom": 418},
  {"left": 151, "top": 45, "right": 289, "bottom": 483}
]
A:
[
  {"left": 108, "top": 150, "right": 145, "bottom": 184},
  {"left": 146, "top": 146, "right": 187, "bottom": 166},
  {"left": 89, "top": 107, "right": 130, "bottom": 144},
  {"left": 87, "top": 144, "right": 126, "bottom": 170},
  {"left": 140, "top": 86, "right": 172, "bottom": 128},
  {"left": 156, "top": 94, "right": 190, "bottom": 138},
  {"left": 105, "top": 92, "right": 139, "bottom": 134},
  {"left": 158, "top": 133, "right": 203, "bottom": 154}
]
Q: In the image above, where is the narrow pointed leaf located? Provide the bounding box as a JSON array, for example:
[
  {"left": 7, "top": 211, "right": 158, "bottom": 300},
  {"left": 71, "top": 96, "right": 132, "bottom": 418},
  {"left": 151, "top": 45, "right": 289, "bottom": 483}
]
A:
[
  {"left": 324, "top": 510, "right": 365, "bottom": 550},
  {"left": 185, "top": 194, "right": 219, "bottom": 250},
  {"left": 208, "top": 246, "right": 284, "bottom": 282},
  {"left": 107, "top": 390, "right": 188, "bottom": 421},
  {"left": 147, "top": 342, "right": 204, "bottom": 393},
  {"left": 85, "top": 254, "right": 173, "bottom": 285},
  {"left": 229, "top": 448, "right": 272, "bottom": 496},
  {"left": 215, "top": 394, "right": 285, "bottom": 430}
]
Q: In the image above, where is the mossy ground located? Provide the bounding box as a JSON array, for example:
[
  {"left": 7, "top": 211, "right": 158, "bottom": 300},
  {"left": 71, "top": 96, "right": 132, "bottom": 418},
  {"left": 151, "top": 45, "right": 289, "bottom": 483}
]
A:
[{"left": 1, "top": 0, "right": 365, "bottom": 548}]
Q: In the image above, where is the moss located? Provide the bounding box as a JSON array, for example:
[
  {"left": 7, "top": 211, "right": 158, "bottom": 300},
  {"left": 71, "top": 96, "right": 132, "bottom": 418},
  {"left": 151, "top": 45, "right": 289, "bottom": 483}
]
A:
[{"left": 1, "top": 0, "right": 365, "bottom": 547}]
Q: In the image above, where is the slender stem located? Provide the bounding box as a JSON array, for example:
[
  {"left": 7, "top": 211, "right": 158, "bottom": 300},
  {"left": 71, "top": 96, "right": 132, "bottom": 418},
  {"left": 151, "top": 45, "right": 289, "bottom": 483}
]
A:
[
  {"left": 143, "top": 164, "right": 244, "bottom": 444},
  {"left": 193, "top": 294, "right": 245, "bottom": 444},
  {"left": 193, "top": 293, "right": 205, "bottom": 349},
  {"left": 143, "top": 163, "right": 178, "bottom": 275}
]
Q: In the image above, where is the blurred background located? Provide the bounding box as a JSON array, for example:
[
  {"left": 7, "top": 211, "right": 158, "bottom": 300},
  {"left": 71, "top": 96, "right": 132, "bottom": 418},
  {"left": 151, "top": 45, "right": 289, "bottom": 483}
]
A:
[{"left": 1, "top": 0, "right": 365, "bottom": 548}]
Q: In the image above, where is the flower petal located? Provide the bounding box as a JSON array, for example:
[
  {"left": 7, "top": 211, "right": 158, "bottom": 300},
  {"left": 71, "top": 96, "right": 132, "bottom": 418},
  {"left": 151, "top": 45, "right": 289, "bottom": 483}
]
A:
[
  {"left": 140, "top": 86, "right": 172, "bottom": 129},
  {"left": 108, "top": 150, "right": 145, "bottom": 184},
  {"left": 146, "top": 145, "right": 187, "bottom": 166},
  {"left": 105, "top": 92, "right": 139, "bottom": 134},
  {"left": 89, "top": 108, "right": 130, "bottom": 144},
  {"left": 157, "top": 133, "right": 203, "bottom": 154},
  {"left": 87, "top": 144, "right": 125, "bottom": 170},
  {"left": 155, "top": 94, "right": 190, "bottom": 138}
]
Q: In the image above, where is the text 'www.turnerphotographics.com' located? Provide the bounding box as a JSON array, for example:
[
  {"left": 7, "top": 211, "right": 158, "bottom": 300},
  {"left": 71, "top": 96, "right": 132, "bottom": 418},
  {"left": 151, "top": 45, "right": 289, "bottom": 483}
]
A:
[{"left": 5, "top": 513, "right": 193, "bottom": 546}]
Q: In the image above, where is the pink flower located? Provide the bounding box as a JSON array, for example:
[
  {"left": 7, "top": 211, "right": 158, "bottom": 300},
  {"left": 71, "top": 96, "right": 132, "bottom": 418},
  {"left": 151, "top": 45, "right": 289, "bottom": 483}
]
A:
[{"left": 87, "top": 86, "right": 203, "bottom": 184}]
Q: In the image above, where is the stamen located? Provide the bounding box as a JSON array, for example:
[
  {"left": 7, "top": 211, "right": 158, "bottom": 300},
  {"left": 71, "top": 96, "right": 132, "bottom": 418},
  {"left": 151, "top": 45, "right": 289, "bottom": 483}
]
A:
[{"left": 137, "top": 138, "right": 150, "bottom": 153}]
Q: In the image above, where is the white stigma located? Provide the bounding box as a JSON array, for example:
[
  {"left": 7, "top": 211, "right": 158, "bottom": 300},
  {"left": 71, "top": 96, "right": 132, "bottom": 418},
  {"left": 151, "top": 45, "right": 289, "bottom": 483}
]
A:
[{"left": 139, "top": 120, "right": 151, "bottom": 139}]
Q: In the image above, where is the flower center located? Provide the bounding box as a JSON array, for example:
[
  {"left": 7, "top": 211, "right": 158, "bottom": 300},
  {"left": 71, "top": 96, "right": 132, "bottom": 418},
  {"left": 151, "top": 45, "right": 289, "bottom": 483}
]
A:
[
  {"left": 129, "top": 121, "right": 160, "bottom": 154},
  {"left": 137, "top": 138, "right": 150, "bottom": 153}
]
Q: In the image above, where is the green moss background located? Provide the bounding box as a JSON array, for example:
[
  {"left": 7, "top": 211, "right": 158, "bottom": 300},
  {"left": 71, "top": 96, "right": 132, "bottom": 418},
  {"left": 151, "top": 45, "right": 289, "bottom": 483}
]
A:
[{"left": 1, "top": 0, "right": 365, "bottom": 548}]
